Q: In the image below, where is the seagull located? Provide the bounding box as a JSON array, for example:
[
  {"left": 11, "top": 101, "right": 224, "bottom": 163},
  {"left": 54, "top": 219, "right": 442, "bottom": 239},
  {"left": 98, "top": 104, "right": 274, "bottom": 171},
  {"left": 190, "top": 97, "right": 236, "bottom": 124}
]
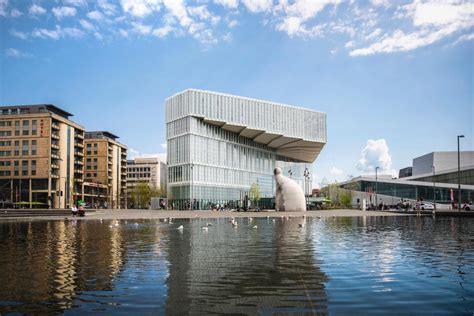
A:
[
  {"left": 272, "top": 219, "right": 276, "bottom": 222},
  {"left": 298, "top": 223, "right": 305, "bottom": 228},
  {"left": 206, "top": 223, "right": 213, "bottom": 226},
  {"left": 252, "top": 225, "right": 258, "bottom": 229},
  {"left": 249, "top": 217, "right": 253, "bottom": 221},
  {"left": 134, "top": 223, "right": 139, "bottom": 226},
  {"left": 266, "top": 216, "right": 270, "bottom": 219},
  {"left": 202, "top": 227, "right": 208, "bottom": 231},
  {"left": 177, "top": 225, "right": 183, "bottom": 230},
  {"left": 318, "top": 216, "right": 322, "bottom": 219},
  {"left": 232, "top": 222, "right": 238, "bottom": 227}
]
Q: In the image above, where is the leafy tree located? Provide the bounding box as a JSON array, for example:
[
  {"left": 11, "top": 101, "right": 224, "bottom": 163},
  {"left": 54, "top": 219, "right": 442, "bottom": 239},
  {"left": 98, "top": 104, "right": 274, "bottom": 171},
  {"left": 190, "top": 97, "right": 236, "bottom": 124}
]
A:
[
  {"left": 131, "top": 182, "right": 163, "bottom": 209},
  {"left": 249, "top": 182, "right": 261, "bottom": 207}
]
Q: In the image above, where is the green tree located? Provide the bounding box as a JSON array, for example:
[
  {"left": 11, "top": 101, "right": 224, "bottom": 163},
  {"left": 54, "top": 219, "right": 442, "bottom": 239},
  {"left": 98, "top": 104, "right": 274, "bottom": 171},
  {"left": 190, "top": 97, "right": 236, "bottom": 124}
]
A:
[
  {"left": 131, "top": 182, "right": 162, "bottom": 209},
  {"left": 249, "top": 182, "right": 261, "bottom": 207}
]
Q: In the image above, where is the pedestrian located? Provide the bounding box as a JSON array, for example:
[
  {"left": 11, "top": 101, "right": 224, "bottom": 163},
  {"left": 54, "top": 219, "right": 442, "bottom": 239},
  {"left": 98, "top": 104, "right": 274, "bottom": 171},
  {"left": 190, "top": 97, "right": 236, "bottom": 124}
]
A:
[
  {"left": 71, "top": 204, "right": 78, "bottom": 216},
  {"left": 415, "top": 199, "right": 421, "bottom": 216}
]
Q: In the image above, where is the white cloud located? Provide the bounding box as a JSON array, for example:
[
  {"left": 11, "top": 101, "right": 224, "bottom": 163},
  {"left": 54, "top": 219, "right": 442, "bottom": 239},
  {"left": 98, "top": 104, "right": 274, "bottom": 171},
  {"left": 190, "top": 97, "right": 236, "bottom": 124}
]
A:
[
  {"left": 330, "top": 166, "right": 343, "bottom": 176},
  {"left": 188, "top": 5, "right": 220, "bottom": 25},
  {"left": 79, "top": 19, "right": 95, "bottom": 31},
  {"left": 356, "top": 139, "right": 396, "bottom": 176},
  {"left": 242, "top": 0, "right": 273, "bottom": 13},
  {"left": 132, "top": 22, "right": 152, "bottom": 34},
  {"left": 120, "top": 0, "right": 161, "bottom": 18},
  {"left": 52, "top": 6, "right": 77, "bottom": 19},
  {"left": 32, "top": 25, "right": 84, "bottom": 40},
  {"left": 214, "top": 0, "right": 239, "bottom": 9},
  {"left": 29, "top": 4, "right": 47, "bottom": 15},
  {"left": 153, "top": 25, "right": 173, "bottom": 38},
  {"left": 10, "top": 29, "right": 28, "bottom": 40},
  {"left": 98, "top": 0, "right": 117, "bottom": 16},
  {"left": 228, "top": 19, "right": 238, "bottom": 28},
  {"left": 10, "top": 8, "right": 22, "bottom": 17},
  {"left": 163, "top": 0, "right": 192, "bottom": 28},
  {"left": 0, "top": 0, "right": 8, "bottom": 16},
  {"left": 160, "top": 143, "right": 167, "bottom": 150},
  {"left": 351, "top": 0, "right": 474, "bottom": 56},
  {"left": 274, "top": 0, "right": 341, "bottom": 37},
  {"left": 87, "top": 10, "right": 104, "bottom": 20},
  {"left": 5, "top": 48, "right": 32, "bottom": 58},
  {"left": 451, "top": 32, "right": 474, "bottom": 45},
  {"left": 64, "top": 0, "right": 87, "bottom": 7}
]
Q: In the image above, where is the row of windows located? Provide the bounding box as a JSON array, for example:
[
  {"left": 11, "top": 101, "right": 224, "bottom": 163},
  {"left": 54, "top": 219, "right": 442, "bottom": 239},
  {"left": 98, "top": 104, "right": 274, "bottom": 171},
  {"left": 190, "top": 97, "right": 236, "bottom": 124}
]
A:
[
  {"left": 0, "top": 140, "right": 37, "bottom": 156},
  {"left": 166, "top": 90, "right": 327, "bottom": 143},
  {"left": 128, "top": 173, "right": 151, "bottom": 178},
  {"left": 127, "top": 167, "right": 151, "bottom": 172},
  {"left": 0, "top": 120, "right": 38, "bottom": 136},
  {"left": 0, "top": 160, "right": 36, "bottom": 176}
]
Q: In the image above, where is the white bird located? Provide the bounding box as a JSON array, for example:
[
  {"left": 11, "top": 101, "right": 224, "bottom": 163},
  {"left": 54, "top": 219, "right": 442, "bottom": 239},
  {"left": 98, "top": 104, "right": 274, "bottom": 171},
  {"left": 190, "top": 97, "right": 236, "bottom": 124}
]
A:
[
  {"left": 134, "top": 223, "right": 139, "bottom": 226},
  {"left": 298, "top": 223, "right": 305, "bottom": 228},
  {"left": 177, "top": 225, "right": 183, "bottom": 230},
  {"left": 249, "top": 217, "right": 253, "bottom": 221},
  {"left": 202, "top": 227, "right": 208, "bottom": 231},
  {"left": 318, "top": 216, "right": 322, "bottom": 219},
  {"left": 232, "top": 222, "right": 238, "bottom": 227},
  {"left": 272, "top": 219, "right": 276, "bottom": 222},
  {"left": 163, "top": 218, "right": 168, "bottom": 223},
  {"left": 266, "top": 216, "right": 270, "bottom": 219},
  {"left": 252, "top": 225, "right": 258, "bottom": 229},
  {"left": 206, "top": 223, "right": 213, "bottom": 226}
]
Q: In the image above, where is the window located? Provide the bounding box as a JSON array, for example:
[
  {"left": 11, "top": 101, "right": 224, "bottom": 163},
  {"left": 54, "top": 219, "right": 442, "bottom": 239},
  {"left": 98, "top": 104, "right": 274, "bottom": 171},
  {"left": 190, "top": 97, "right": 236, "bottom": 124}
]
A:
[
  {"left": 14, "top": 141, "right": 19, "bottom": 156},
  {"left": 0, "top": 131, "right": 11, "bottom": 136},
  {"left": 93, "top": 143, "right": 98, "bottom": 155},
  {"left": 86, "top": 158, "right": 91, "bottom": 170},
  {"left": 14, "top": 121, "right": 20, "bottom": 136},
  {"left": 0, "top": 121, "right": 11, "bottom": 126},
  {"left": 0, "top": 141, "right": 11, "bottom": 146},
  {"left": 31, "top": 140, "right": 37, "bottom": 155},
  {"left": 31, "top": 160, "right": 36, "bottom": 176},
  {"left": 93, "top": 173, "right": 97, "bottom": 177},
  {"left": 0, "top": 161, "right": 11, "bottom": 166},
  {"left": 22, "top": 140, "right": 29, "bottom": 156},
  {"left": 0, "top": 170, "right": 11, "bottom": 176},
  {"left": 86, "top": 173, "right": 91, "bottom": 177},
  {"left": 93, "top": 158, "right": 97, "bottom": 170},
  {"left": 22, "top": 160, "right": 28, "bottom": 175},
  {"left": 14, "top": 161, "right": 19, "bottom": 176},
  {"left": 32, "top": 120, "right": 37, "bottom": 135},
  {"left": 86, "top": 143, "right": 92, "bottom": 155},
  {"left": 22, "top": 120, "right": 29, "bottom": 136},
  {"left": 0, "top": 151, "right": 11, "bottom": 156}
]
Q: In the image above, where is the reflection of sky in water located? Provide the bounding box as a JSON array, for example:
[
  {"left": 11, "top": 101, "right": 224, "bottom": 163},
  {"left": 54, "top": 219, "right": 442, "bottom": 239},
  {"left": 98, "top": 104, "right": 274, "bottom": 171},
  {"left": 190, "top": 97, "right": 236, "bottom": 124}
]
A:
[{"left": 0, "top": 216, "right": 473, "bottom": 315}]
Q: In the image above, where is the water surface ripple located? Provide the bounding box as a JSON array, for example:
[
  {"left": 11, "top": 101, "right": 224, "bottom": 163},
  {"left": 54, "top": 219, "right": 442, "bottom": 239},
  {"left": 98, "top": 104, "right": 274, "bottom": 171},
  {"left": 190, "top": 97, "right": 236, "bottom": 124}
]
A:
[{"left": 0, "top": 216, "right": 472, "bottom": 315}]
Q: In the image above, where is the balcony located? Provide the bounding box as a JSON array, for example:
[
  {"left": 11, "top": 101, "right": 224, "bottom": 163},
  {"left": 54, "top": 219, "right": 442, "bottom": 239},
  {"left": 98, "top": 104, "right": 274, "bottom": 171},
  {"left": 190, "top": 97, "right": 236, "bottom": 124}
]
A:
[
  {"left": 51, "top": 144, "right": 60, "bottom": 150},
  {"left": 74, "top": 178, "right": 84, "bottom": 183},
  {"left": 74, "top": 160, "right": 84, "bottom": 165},
  {"left": 51, "top": 133, "right": 60, "bottom": 140},
  {"left": 75, "top": 169, "right": 84, "bottom": 174},
  {"left": 75, "top": 133, "right": 84, "bottom": 139},
  {"left": 75, "top": 142, "right": 84, "bottom": 148},
  {"left": 75, "top": 151, "right": 84, "bottom": 157},
  {"left": 51, "top": 164, "right": 59, "bottom": 169},
  {"left": 51, "top": 174, "right": 59, "bottom": 179},
  {"left": 51, "top": 123, "right": 60, "bottom": 130},
  {"left": 51, "top": 154, "right": 60, "bottom": 160}
]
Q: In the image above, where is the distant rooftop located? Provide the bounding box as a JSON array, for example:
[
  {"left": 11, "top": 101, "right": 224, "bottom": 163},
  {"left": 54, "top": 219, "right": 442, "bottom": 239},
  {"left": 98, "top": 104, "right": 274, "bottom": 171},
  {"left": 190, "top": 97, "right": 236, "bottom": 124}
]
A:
[
  {"left": 85, "top": 131, "right": 119, "bottom": 140},
  {"left": 0, "top": 104, "right": 73, "bottom": 119}
]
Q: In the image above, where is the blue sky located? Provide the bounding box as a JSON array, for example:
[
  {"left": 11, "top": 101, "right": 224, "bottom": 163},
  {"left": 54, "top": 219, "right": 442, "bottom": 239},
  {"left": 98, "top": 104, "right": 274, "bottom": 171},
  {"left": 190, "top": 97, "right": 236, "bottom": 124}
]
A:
[{"left": 1, "top": 0, "right": 473, "bottom": 187}]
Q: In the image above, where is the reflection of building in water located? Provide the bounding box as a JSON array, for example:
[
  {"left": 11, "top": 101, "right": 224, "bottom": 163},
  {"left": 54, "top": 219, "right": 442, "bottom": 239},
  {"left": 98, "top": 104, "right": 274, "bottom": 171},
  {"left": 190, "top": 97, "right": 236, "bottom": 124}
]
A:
[
  {"left": 0, "top": 221, "right": 127, "bottom": 314},
  {"left": 165, "top": 218, "right": 328, "bottom": 314}
]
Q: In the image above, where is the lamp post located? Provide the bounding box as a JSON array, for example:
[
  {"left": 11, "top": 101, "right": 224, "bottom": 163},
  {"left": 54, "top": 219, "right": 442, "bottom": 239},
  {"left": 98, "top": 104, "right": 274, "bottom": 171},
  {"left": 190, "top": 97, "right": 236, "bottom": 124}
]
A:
[
  {"left": 375, "top": 166, "right": 379, "bottom": 209},
  {"left": 190, "top": 163, "right": 194, "bottom": 211},
  {"left": 288, "top": 169, "right": 292, "bottom": 179},
  {"left": 457, "top": 135, "right": 464, "bottom": 211},
  {"left": 432, "top": 165, "right": 436, "bottom": 211},
  {"left": 304, "top": 168, "right": 310, "bottom": 210}
]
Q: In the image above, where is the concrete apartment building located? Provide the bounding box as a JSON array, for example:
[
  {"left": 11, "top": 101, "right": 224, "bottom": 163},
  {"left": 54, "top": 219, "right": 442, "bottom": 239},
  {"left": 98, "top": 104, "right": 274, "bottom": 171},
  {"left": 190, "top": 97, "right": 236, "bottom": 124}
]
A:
[
  {"left": 0, "top": 104, "right": 85, "bottom": 208},
  {"left": 84, "top": 131, "right": 127, "bottom": 209}
]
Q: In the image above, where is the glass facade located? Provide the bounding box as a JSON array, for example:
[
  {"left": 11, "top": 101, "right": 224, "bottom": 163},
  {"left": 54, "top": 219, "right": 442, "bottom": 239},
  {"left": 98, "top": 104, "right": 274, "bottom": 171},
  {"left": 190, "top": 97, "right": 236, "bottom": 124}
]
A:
[{"left": 166, "top": 89, "right": 327, "bottom": 210}]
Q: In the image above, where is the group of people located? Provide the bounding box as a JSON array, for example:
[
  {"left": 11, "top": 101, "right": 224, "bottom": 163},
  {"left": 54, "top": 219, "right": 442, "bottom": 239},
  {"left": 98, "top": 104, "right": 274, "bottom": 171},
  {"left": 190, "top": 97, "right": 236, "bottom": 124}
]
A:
[{"left": 71, "top": 204, "right": 85, "bottom": 217}]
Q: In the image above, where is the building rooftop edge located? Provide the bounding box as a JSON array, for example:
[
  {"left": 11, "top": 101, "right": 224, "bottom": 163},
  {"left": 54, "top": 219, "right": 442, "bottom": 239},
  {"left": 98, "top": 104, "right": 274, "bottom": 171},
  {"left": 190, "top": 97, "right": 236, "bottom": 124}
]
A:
[
  {"left": 165, "top": 89, "right": 327, "bottom": 115},
  {"left": 0, "top": 104, "right": 74, "bottom": 118}
]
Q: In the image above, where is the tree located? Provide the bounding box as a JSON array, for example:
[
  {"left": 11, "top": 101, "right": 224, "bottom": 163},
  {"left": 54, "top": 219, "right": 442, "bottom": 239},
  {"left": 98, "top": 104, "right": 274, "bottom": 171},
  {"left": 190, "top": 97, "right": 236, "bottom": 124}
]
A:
[
  {"left": 131, "top": 182, "right": 162, "bottom": 209},
  {"left": 249, "top": 182, "right": 261, "bottom": 207}
]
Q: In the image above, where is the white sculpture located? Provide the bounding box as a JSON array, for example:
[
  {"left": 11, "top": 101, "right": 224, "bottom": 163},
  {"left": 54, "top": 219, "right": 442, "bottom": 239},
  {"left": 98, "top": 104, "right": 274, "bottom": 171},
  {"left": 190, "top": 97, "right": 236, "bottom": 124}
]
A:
[{"left": 274, "top": 167, "right": 306, "bottom": 212}]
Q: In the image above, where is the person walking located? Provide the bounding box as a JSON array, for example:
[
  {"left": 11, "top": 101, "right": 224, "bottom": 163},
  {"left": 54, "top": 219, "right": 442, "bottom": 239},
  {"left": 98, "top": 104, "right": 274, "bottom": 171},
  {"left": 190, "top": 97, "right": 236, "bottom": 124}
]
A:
[{"left": 71, "top": 204, "right": 78, "bottom": 216}]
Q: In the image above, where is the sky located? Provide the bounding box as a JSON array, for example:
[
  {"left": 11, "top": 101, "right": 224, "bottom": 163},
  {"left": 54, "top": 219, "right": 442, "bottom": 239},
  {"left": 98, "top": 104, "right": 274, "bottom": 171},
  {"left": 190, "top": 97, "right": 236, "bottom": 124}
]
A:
[{"left": 1, "top": 0, "right": 473, "bottom": 188}]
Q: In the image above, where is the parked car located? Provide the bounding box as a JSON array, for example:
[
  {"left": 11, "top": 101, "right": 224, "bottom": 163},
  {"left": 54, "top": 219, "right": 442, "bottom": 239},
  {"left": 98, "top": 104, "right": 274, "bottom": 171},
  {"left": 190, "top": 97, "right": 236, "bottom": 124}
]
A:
[
  {"left": 413, "top": 203, "right": 435, "bottom": 211},
  {"left": 463, "top": 203, "right": 472, "bottom": 211}
]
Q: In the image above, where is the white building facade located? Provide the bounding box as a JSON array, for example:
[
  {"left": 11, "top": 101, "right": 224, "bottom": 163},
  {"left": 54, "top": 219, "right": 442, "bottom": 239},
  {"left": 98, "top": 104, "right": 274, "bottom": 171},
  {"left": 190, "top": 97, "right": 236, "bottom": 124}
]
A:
[
  {"left": 166, "top": 89, "right": 327, "bottom": 210},
  {"left": 127, "top": 157, "right": 166, "bottom": 190}
]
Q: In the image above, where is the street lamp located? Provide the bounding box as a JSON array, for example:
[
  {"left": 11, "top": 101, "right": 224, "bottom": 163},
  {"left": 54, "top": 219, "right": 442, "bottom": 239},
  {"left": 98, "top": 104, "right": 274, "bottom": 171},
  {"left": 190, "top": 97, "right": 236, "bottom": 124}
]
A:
[
  {"left": 288, "top": 169, "right": 292, "bottom": 179},
  {"left": 304, "top": 168, "right": 310, "bottom": 210},
  {"left": 375, "top": 166, "right": 380, "bottom": 209},
  {"left": 457, "top": 135, "right": 464, "bottom": 211},
  {"left": 190, "top": 163, "right": 194, "bottom": 211},
  {"left": 432, "top": 165, "right": 436, "bottom": 211}
]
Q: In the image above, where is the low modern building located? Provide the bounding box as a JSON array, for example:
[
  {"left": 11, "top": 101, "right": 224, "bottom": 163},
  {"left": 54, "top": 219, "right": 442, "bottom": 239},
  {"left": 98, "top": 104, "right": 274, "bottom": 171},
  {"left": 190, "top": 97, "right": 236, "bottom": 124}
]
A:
[
  {"left": 166, "top": 89, "right": 327, "bottom": 210},
  {"left": 398, "top": 167, "right": 412, "bottom": 178},
  {"left": 84, "top": 131, "right": 127, "bottom": 208},
  {"left": 0, "top": 104, "right": 85, "bottom": 208},
  {"left": 339, "top": 151, "right": 474, "bottom": 206}
]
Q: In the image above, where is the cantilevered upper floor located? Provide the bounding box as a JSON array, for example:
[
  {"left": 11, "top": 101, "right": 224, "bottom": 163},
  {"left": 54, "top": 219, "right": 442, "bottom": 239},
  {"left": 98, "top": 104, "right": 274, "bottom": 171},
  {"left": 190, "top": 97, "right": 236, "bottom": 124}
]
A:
[{"left": 165, "top": 89, "right": 327, "bottom": 163}]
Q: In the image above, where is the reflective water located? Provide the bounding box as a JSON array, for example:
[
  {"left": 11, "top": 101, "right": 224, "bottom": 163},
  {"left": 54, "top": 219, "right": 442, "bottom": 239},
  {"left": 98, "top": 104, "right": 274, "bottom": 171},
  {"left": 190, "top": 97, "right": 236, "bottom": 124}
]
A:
[{"left": 0, "top": 216, "right": 473, "bottom": 315}]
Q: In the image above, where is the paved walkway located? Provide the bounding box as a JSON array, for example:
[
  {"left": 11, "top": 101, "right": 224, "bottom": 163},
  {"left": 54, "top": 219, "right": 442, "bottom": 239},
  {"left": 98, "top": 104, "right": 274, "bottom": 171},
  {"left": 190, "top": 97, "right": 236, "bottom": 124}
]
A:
[{"left": 36, "top": 209, "right": 415, "bottom": 221}]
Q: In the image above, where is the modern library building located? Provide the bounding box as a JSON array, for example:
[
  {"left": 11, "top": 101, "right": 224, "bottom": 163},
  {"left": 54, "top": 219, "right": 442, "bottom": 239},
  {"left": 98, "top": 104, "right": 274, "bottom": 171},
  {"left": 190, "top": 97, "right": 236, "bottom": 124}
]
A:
[{"left": 166, "top": 89, "right": 327, "bottom": 210}]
